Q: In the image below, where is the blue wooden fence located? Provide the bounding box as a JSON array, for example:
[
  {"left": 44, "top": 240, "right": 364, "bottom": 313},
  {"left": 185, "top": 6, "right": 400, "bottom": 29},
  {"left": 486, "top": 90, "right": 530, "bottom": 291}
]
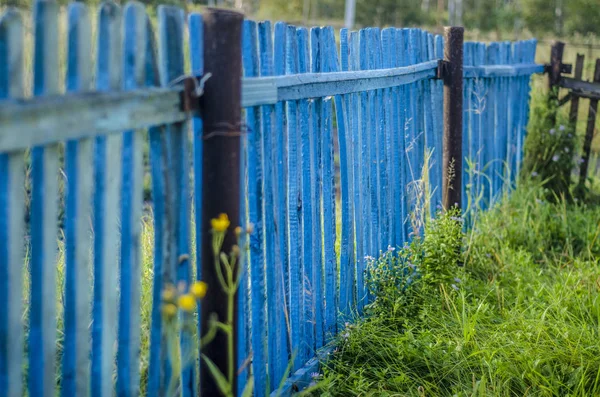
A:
[{"left": 0, "top": 2, "right": 543, "bottom": 396}]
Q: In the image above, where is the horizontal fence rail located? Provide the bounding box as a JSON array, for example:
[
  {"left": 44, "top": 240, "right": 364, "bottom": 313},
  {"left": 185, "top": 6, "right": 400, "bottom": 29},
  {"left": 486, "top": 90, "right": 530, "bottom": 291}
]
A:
[
  {"left": 0, "top": 2, "right": 544, "bottom": 396},
  {"left": 0, "top": 88, "right": 190, "bottom": 152}
]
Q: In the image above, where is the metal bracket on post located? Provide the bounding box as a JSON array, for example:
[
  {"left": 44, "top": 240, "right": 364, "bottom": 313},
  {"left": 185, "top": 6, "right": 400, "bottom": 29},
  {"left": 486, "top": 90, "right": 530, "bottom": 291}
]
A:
[
  {"left": 174, "top": 73, "right": 213, "bottom": 114},
  {"left": 180, "top": 77, "right": 200, "bottom": 113},
  {"left": 544, "top": 63, "right": 572, "bottom": 75},
  {"left": 436, "top": 59, "right": 451, "bottom": 80}
]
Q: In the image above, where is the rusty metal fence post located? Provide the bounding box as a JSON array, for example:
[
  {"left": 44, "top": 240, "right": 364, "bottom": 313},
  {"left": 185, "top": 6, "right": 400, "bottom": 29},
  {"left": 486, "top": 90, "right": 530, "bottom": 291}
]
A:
[
  {"left": 442, "top": 26, "right": 464, "bottom": 211},
  {"left": 200, "top": 8, "right": 243, "bottom": 396}
]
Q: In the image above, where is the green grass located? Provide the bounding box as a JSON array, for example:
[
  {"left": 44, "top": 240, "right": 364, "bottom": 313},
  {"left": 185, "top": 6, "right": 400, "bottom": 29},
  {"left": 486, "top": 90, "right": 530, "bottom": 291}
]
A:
[{"left": 305, "top": 183, "right": 600, "bottom": 396}]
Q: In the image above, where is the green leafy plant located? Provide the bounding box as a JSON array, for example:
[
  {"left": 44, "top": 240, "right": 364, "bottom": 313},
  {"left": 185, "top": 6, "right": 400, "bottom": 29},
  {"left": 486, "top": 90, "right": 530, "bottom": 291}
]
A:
[
  {"left": 364, "top": 245, "right": 421, "bottom": 322},
  {"left": 363, "top": 209, "right": 466, "bottom": 325},
  {"left": 522, "top": 91, "right": 577, "bottom": 202},
  {"left": 307, "top": 186, "right": 600, "bottom": 397},
  {"left": 160, "top": 213, "right": 254, "bottom": 397}
]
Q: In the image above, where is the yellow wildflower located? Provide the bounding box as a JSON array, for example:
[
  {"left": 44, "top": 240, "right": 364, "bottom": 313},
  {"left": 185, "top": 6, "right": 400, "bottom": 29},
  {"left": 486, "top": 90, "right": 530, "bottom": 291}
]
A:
[
  {"left": 211, "top": 213, "right": 230, "bottom": 232},
  {"left": 161, "top": 303, "right": 178, "bottom": 318},
  {"left": 190, "top": 281, "right": 208, "bottom": 299},
  {"left": 235, "top": 226, "right": 243, "bottom": 236},
  {"left": 178, "top": 294, "right": 197, "bottom": 312},
  {"left": 162, "top": 284, "right": 177, "bottom": 303}
]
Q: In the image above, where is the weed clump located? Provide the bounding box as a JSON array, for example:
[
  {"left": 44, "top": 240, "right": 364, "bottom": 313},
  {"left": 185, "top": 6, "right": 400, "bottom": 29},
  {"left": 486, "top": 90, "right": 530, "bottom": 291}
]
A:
[
  {"left": 307, "top": 190, "right": 600, "bottom": 397},
  {"left": 364, "top": 208, "right": 465, "bottom": 325}
]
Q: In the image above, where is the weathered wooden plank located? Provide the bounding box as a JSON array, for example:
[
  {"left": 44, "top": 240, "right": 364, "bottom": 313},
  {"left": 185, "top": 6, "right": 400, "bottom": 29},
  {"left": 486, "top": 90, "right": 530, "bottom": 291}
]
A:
[
  {"left": 272, "top": 22, "right": 290, "bottom": 366},
  {"left": 385, "top": 28, "right": 400, "bottom": 246},
  {"left": 483, "top": 42, "right": 498, "bottom": 207},
  {"left": 0, "top": 87, "right": 186, "bottom": 153},
  {"left": 258, "top": 20, "right": 287, "bottom": 390},
  {"left": 376, "top": 28, "right": 389, "bottom": 249},
  {"left": 504, "top": 41, "right": 516, "bottom": 186},
  {"left": 396, "top": 28, "right": 409, "bottom": 244},
  {"left": 271, "top": 20, "right": 290, "bottom": 384},
  {"left": 357, "top": 28, "right": 371, "bottom": 307},
  {"left": 367, "top": 28, "right": 379, "bottom": 261},
  {"left": 91, "top": 4, "right": 122, "bottom": 397},
  {"left": 146, "top": 8, "right": 169, "bottom": 395},
  {"left": 116, "top": 3, "right": 146, "bottom": 396},
  {"left": 309, "top": 26, "right": 325, "bottom": 348},
  {"left": 285, "top": 23, "right": 303, "bottom": 370},
  {"left": 242, "top": 19, "right": 268, "bottom": 394},
  {"left": 62, "top": 4, "right": 93, "bottom": 397},
  {"left": 517, "top": 41, "right": 535, "bottom": 175},
  {"left": 296, "top": 25, "right": 314, "bottom": 363},
  {"left": 405, "top": 29, "right": 419, "bottom": 236},
  {"left": 321, "top": 26, "right": 338, "bottom": 340},
  {"left": 568, "top": 54, "right": 585, "bottom": 124},
  {"left": 158, "top": 6, "right": 194, "bottom": 397},
  {"left": 579, "top": 59, "right": 600, "bottom": 187},
  {"left": 337, "top": 27, "right": 354, "bottom": 320},
  {"left": 524, "top": 41, "right": 538, "bottom": 167},
  {"left": 28, "top": 2, "right": 60, "bottom": 396},
  {"left": 472, "top": 43, "right": 486, "bottom": 208},
  {"left": 242, "top": 59, "right": 439, "bottom": 107},
  {"left": 421, "top": 31, "right": 434, "bottom": 217},
  {"left": 410, "top": 28, "right": 424, "bottom": 213},
  {"left": 0, "top": 9, "right": 25, "bottom": 397},
  {"left": 560, "top": 76, "right": 600, "bottom": 95},
  {"left": 509, "top": 41, "right": 522, "bottom": 186},
  {"left": 349, "top": 30, "right": 365, "bottom": 313},
  {"left": 188, "top": 11, "right": 211, "bottom": 393},
  {"left": 463, "top": 63, "right": 544, "bottom": 78},
  {"left": 497, "top": 41, "right": 510, "bottom": 195}
]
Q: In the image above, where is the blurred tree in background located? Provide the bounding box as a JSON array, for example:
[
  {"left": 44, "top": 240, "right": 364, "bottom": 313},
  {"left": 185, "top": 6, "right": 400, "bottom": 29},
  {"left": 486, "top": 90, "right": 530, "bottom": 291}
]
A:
[{"left": 2, "top": 0, "right": 599, "bottom": 37}]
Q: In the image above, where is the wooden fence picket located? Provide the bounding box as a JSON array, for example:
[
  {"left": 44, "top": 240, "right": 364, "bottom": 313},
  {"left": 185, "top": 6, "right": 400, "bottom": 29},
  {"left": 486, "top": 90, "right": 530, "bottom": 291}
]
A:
[
  {"left": 62, "top": 4, "right": 93, "bottom": 396},
  {"left": 0, "top": 10, "right": 25, "bottom": 397},
  {"left": 29, "top": 2, "right": 61, "bottom": 396}
]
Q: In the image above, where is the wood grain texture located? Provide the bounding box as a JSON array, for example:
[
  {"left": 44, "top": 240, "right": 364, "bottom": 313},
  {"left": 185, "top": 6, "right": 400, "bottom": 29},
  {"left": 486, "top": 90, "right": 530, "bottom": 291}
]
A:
[
  {"left": 29, "top": 2, "right": 61, "bottom": 396},
  {"left": 62, "top": 4, "right": 93, "bottom": 397},
  {"left": 0, "top": 9, "right": 25, "bottom": 397}
]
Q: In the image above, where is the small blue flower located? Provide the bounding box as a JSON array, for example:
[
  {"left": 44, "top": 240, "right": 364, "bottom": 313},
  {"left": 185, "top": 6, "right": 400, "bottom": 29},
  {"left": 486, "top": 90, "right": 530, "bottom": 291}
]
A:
[
  {"left": 559, "top": 125, "right": 565, "bottom": 131},
  {"left": 531, "top": 171, "right": 538, "bottom": 177},
  {"left": 387, "top": 245, "right": 395, "bottom": 252},
  {"left": 485, "top": 253, "right": 491, "bottom": 258},
  {"left": 552, "top": 155, "right": 560, "bottom": 162},
  {"left": 578, "top": 157, "right": 585, "bottom": 164},
  {"left": 564, "top": 147, "right": 569, "bottom": 153},
  {"left": 454, "top": 277, "right": 461, "bottom": 283},
  {"left": 451, "top": 284, "right": 459, "bottom": 291},
  {"left": 549, "top": 128, "right": 555, "bottom": 135}
]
